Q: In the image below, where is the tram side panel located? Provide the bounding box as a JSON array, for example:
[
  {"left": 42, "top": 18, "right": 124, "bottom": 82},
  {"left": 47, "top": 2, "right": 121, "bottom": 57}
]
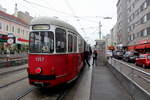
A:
[{"left": 67, "top": 53, "right": 78, "bottom": 82}]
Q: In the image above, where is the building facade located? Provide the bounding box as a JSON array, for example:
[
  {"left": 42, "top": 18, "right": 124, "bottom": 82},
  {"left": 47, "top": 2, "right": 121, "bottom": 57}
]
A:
[
  {"left": 110, "top": 24, "right": 118, "bottom": 46},
  {"left": 127, "top": 0, "right": 150, "bottom": 46},
  {"left": 16, "top": 11, "right": 33, "bottom": 24},
  {"left": 104, "top": 34, "right": 111, "bottom": 48},
  {"left": 0, "top": 10, "right": 29, "bottom": 54},
  {"left": 116, "top": 0, "right": 128, "bottom": 46}
]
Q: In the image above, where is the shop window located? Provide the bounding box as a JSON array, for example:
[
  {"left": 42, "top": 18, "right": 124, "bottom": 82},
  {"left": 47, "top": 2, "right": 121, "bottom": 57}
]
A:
[{"left": 55, "top": 28, "right": 66, "bottom": 53}]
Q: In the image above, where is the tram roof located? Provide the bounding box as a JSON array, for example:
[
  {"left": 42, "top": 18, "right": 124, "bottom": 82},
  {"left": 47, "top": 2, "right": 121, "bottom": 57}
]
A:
[{"left": 31, "top": 17, "right": 78, "bottom": 33}]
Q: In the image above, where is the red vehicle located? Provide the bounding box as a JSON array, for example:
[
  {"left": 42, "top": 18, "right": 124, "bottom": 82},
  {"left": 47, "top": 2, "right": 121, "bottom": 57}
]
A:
[
  {"left": 135, "top": 54, "right": 150, "bottom": 68},
  {"left": 27, "top": 17, "right": 87, "bottom": 87}
]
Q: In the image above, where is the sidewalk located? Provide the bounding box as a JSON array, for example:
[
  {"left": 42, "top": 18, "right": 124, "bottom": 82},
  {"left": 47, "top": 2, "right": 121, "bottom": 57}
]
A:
[
  {"left": 90, "top": 64, "right": 132, "bottom": 100},
  {"left": 90, "top": 51, "right": 132, "bottom": 100}
]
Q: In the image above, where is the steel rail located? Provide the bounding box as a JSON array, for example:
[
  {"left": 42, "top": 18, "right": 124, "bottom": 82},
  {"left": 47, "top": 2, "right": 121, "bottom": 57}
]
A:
[
  {"left": 15, "top": 87, "right": 36, "bottom": 100},
  {"left": 56, "top": 90, "right": 67, "bottom": 100},
  {"left": 0, "top": 76, "right": 28, "bottom": 89},
  {"left": 112, "top": 58, "right": 150, "bottom": 76},
  {"left": 0, "top": 67, "right": 27, "bottom": 76}
]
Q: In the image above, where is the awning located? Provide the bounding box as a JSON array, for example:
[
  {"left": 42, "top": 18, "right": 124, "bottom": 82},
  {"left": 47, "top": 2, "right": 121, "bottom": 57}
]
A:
[
  {"left": 17, "top": 38, "right": 29, "bottom": 42},
  {"left": 145, "top": 43, "right": 150, "bottom": 48},
  {"left": 128, "top": 46, "right": 135, "bottom": 50},
  {"left": 135, "top": 44, "right": 146, "bottom": 49},
  {"left": 107, "top": 46, "right": 115, "bottom": 50}
]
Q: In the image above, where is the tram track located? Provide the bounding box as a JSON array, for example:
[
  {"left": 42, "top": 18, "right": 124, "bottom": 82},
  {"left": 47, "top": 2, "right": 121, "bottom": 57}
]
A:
[
  {"left": 15, "top": 86, "right": 68, "bottom": 100},
  {"left": 15, "top": 87, "right": 36, "bottom": 100},
  {"left": 0, "top": 67, "right": 27, "bottom": 76},
  {"left": 56, "top": 90, "right": 67, "bottom": 100},
  {"left": 0, "top": 76, "right": 28, "bottom": 89}
]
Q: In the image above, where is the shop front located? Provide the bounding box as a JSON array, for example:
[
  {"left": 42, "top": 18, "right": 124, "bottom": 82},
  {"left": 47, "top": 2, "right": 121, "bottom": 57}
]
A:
[
  {"left": 15, "top": 37, "right": 29, "bottom": 53},
  {"left": 0, "top": 34, "right": 8, "bottom": 54},
  {"left": 128, "top": 39, "right": 150, "bottom": 53}
]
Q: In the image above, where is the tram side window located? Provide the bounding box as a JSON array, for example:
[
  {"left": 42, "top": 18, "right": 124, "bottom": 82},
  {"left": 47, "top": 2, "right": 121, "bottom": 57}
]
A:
[
  {"left": 78, "top": 38, "right": 82, "bottom": 53},
  {"left": 68, "top": 34, "right": 73, "bottom": 52},
  {"left": 74, "top": 36, "right": 77, "bottom": 52},
  {"left": 49, "top": 32, "right": 54, "bottom": 53},
  {"left": 55, "top": 28, "right": 66, "bottom": 53}
]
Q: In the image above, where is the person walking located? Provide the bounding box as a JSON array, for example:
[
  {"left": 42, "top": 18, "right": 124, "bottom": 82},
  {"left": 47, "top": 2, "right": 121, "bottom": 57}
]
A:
[
  {"left": 92, "top": 50, "right": 97, "bottom": 65},
  {"left": 84, "top": 50, "right": 91, "bottom": 67}
]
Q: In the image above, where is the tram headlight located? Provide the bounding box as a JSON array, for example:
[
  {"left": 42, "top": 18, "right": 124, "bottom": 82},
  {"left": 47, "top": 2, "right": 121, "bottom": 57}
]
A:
[{"left": 35, "top": 67, "right": 42, "bottom": 74}]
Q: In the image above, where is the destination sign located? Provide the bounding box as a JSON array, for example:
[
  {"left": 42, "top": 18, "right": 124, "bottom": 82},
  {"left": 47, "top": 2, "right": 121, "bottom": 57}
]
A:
[{"left": 32, "top": 25, "right": 50, "bottom": 30}]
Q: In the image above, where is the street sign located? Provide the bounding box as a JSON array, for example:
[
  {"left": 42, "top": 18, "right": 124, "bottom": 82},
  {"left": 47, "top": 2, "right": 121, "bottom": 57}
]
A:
[{"left": 7, "top": 38, "right": 14, "bottom": 44}]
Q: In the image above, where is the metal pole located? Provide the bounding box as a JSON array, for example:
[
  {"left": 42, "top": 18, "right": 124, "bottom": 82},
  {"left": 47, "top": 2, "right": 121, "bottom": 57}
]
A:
[{"left": 99, "top": 21, "right": 102, "bottom": 39}]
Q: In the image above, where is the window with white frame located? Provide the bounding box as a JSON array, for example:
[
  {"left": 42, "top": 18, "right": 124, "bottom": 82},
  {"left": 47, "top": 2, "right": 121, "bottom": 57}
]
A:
[
  {"left": 143, "top": 1, "right": 147, "bottom": 9},
  {"left": 12, "top": 26, "right": 14, "bottom": 32},
  {"left": 143, "top": 15, "right": 147, "bottom": 23},
  {"left": 6, "top": 25, "right": 9, "bottom": 31},
  {"left": 17, "top": 28, "right": 20, "bottom": 33},
  {"left": 143, "top": 29, "right": 147, "bottom": 36}
]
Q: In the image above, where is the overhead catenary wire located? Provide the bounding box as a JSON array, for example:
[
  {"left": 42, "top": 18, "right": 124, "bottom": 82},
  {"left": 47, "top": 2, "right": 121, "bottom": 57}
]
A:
[
  {"left": 23, "top": 0, "right": 98, "bottom": 23},
  {"left": 63, "top": 0, "right": 87, "bottom": 35},
  {"left": 23, "top": 0, "right": 73, "bottom": 16}
]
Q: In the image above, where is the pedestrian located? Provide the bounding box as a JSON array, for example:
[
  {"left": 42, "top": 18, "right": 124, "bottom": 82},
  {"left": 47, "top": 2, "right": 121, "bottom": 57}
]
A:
[
  {"left": 92, "top": 50, "right": 97, "bottom": 65},
  {"left": 84, "top": 50, "right": 91, "bottom": 67}
]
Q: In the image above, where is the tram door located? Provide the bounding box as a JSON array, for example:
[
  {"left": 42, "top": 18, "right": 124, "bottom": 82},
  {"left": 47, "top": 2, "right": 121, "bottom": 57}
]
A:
[{"left": 68, "top": 33, "right": 77, "bottom": 76}]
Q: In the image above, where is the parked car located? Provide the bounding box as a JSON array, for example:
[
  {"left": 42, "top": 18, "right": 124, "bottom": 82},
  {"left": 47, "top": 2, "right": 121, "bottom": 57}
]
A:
[
  {"left": 135, "top": 54, "right": 150, "bottom": 68},
  {"left": 123, "top": 51, "right": 139, "bottom": 63},
  {"left": 113, "top": 50, "right": 124, "bottom": 59}
]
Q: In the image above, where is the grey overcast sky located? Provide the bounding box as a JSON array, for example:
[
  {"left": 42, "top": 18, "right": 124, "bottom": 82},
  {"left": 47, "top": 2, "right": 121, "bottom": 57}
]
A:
[{"left": 0, "top": 0, "right": 118, "bottom": 45}]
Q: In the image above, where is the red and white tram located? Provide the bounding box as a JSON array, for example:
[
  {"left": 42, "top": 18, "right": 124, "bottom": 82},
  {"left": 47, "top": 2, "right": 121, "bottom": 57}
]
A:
[{"left": 27, "top": 17, "right": 87, "bottom": 87}]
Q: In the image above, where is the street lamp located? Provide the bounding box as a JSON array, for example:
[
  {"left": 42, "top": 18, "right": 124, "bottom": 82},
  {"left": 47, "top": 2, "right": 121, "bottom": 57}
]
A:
[{"left": 99, "top": 17, "right": 112, "bottom": 39}]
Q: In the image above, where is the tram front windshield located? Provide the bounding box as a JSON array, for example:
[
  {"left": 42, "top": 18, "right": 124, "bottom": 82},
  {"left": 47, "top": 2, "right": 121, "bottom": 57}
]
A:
[{"left": 29, "top": 31, "right": 54, "bottom": 53}]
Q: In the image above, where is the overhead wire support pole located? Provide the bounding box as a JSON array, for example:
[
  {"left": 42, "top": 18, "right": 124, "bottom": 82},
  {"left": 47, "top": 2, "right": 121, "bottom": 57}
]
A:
[
  {"left": 99, "top": 21, "right": 102, "bottom": 39},
  {"left": 98, "top": 17, "right": 112, "bottom": 39}
]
